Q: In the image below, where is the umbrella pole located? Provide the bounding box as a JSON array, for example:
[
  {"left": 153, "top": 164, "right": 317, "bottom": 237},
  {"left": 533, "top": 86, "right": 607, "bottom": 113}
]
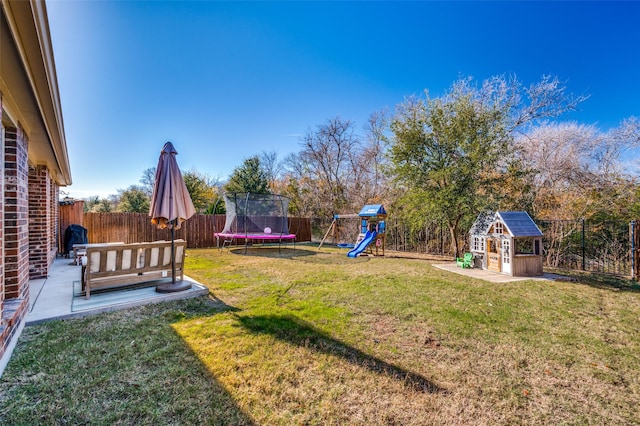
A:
[
  {"left": 156, "top": 220, "right": 192, "bottom": 293},
  {"left": 171, "top": 225, "right": 176, "bottom": 284}
]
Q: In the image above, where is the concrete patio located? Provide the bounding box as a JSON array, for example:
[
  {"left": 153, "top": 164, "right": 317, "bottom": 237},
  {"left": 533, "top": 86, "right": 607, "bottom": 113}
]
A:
[
  {"left": 432, "top": 262, "right": 566, "bottom": 282},
  {"left": 27, "top": 255, "right": 209, "bottom": 325}
]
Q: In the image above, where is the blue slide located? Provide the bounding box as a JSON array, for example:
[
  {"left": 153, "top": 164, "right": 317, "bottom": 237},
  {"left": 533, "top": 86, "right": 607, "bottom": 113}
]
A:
[{"left": 347, "top": 230, "right": 377, "bottom": 258}]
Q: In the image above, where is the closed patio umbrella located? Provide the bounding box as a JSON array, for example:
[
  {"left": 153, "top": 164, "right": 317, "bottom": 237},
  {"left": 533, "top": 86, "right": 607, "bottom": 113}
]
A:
[{"left": 149, "top": 141, "right": 196, "bottom": 293}]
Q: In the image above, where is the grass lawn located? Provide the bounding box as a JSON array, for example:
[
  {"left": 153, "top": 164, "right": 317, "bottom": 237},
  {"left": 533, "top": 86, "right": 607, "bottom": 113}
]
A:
[{"left": 1, "top": 244, "right": 639, "bottom": 425}]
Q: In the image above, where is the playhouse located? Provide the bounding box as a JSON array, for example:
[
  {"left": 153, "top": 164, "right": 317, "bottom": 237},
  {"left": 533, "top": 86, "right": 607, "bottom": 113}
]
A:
[{"left": 469, "top": 211, "right": 543, "bottom": 276}]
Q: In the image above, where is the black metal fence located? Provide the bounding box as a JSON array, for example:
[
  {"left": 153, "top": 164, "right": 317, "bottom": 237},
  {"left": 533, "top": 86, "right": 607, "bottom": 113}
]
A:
[
  {"left": 538, "top": 219, "right": 631, "bottom": 276},
  {"left": 311, "top": 217, "right": 453, "bottom": 256},
  {"left": 312, "top": 216, "right": 635, "bottom": 276}
]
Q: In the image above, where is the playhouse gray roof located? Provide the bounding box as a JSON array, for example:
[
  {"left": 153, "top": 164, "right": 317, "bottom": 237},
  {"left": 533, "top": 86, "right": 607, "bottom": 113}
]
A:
[
  {"left": 470, "top": 211, "right": 543, "bottom": 237},
  {"left": 499, "top": 211, "right": 543, "bottom": 237},
  {"left": 469, "top": 211, "right": 494, "bottom": 235}
]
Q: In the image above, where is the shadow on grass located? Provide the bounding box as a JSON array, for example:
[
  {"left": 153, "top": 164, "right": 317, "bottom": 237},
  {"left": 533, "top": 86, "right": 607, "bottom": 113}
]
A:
[
  {"left": 546, "top": 268, "right": 640, "bottom": 293},
  {"left": 230, "top": 247, "right": 317, "bottom": 259},
  {"left": 0, "top": 296, "right": 257, "bottom": 425},
  {"left": 236, "top": 313, "right": 444, "bottom": 394}
]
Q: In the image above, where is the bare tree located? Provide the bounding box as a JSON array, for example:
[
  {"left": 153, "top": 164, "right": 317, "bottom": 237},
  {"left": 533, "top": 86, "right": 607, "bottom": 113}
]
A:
[
  {"left": 361, "top": 110, "right": 390, "bottom": 203},
  {"left": 140, "top": 167, "right": 156, "bottom": 196},
  {"left": 260, "top": 150, "right": 284, "bottom": 191},
  {"left": 295, "top": 117, "right": 361, "bottom": 216},
  {"left": 518, "top": 119, "right": 640, "bottom": 220}
]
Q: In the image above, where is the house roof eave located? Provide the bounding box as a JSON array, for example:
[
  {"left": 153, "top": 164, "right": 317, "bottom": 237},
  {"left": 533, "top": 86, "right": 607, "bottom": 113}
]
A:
[{"left": 1, "top": 0, "right": 72, "bottom": 186}]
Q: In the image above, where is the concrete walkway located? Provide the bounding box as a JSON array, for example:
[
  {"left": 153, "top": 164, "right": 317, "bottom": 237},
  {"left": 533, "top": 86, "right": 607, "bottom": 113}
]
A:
[
  {"left": 27, "top": 256, "right": 209, "bottom": 325},
  {"left": 432, "top": 262, "right": 566, "bottom": 282}
]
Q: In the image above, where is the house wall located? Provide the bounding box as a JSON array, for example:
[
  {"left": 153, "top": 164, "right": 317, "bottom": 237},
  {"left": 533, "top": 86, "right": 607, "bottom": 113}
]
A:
[
  {"left": 0, "top": 111, "right": 5, "bottom": 354},
  {"left": 0, "top": 124, "right": 30, "bottom": 361},
  {"left": 29, "top": 165, "right": 54, "bottom": 278},
  {"left": 0, "top": 0, "right": 72, "bottom": 374},
  {"left": 51, "top": 180, "right": 60, "bottom": 261},
  {"left": 4, "top": 126, "right": 29, "bottom": 300}
]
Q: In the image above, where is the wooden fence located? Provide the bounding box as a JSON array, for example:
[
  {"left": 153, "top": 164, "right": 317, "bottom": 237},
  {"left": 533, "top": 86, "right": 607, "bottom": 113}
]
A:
[
  {"left": 58, "top": 200, "right": 85, "bottom": 251},
  {"left": 59, "top": 210, "right": 311, "bottom": 250}
]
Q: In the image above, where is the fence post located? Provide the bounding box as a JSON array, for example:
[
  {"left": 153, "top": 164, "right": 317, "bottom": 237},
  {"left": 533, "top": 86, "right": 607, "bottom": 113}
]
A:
[
  {"left": 632, "top": 220, "right": 636, "bottom": 281},
  {"left": 581, "top": 218, "right": 585, "bottom": 271}
]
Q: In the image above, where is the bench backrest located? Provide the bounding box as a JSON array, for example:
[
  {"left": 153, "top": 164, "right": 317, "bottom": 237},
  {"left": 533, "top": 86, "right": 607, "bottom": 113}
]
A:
[{"left": 85, "top": 240, "right": 186, "bottom": 276}]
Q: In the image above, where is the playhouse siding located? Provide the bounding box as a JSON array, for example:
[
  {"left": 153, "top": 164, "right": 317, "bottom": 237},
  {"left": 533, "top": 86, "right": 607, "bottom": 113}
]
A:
[
  {"left": 469, "top": 211, "right": 543, "bottom": 277},
  {"left": 512, "top": 255, "right": 543, "bottom": 276}
]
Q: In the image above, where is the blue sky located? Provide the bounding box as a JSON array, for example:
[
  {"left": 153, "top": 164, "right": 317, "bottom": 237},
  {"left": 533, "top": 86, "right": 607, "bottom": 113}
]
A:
[{"left": 46, "top": 1, "right": 640, "bottom": 199}]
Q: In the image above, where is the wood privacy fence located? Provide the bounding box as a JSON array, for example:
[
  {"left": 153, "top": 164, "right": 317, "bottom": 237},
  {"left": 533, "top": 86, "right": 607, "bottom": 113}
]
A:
[
  {"left": 58, "top": 200, "right": 85, "bottom": 251},
  {"left": 59, "top": 210, "right": 311, "bottom": 250}
]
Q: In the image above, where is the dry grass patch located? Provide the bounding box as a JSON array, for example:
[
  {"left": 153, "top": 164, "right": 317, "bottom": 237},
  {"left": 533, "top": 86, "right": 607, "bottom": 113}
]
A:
[{"left": 1, "top": 244, "right": 639, "bottom": 425}]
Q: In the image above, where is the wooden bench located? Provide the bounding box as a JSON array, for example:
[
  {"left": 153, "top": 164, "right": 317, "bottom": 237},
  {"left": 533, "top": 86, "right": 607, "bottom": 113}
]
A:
[
  {"left": 73, "top": 242, "right": 124, "bottom": 265},
  {"left": 81, "top": 240, "right": 187, "bottom": 299}
]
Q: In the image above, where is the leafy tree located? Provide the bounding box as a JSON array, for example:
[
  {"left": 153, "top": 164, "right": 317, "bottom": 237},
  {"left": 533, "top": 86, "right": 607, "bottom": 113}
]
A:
[
  {"left": 94, "top": 198, "right": 114, "bottom": 212},
  {"left": 83, "top": 196, "right": 100, "bottom": 213},
  {"left": 388, "top": 75, "right": 585, "bottom": 257},
  {"left": 183, "top": 170, "right": 218, "bottom": 213},
  {"left": 117, "top": 186, "right": 150, "bottom": 213},
  {"left": 82, "top": 196, "right": 114, "bottom": 212},
  {"left": 224, "top": 156, "right": 270, "bottom": 194},
  {"left": 204, "top": 196, "right": 226, "bottom": 214}
]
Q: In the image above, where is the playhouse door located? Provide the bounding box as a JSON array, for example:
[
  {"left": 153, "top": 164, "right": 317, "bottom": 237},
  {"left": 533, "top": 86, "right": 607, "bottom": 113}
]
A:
[
  {"left": 501, "top": 239, "right": 511, "bottom": 275},
  {"left": 487, "top": 238, "right": 501, "bottom": 272}
]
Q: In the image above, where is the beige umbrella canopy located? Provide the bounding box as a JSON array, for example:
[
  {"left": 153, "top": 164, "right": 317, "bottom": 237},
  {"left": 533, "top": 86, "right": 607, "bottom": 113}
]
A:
[
  {"left": 150, "top": 142, "right": 196, "bottom": 230},
  {"left": 149, "top": 141, "right": 195, "bottom": 292}
]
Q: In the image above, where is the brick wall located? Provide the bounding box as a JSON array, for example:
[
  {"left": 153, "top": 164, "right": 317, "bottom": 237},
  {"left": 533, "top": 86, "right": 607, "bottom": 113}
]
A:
[
  {"left": 0, "top": 124, "right": 30, "bottom": 362},
  {"left": 29, "top": 165, "right": 52, "bottom": 278},
  {"left": 51, "top": 180, "right": 59, "bottom": 263},
  {"left": 4, "top": 126, "right": 30, "bottom": 300},
  {"left": 0, "top": 121, "right": 4, "bottom": 309}
]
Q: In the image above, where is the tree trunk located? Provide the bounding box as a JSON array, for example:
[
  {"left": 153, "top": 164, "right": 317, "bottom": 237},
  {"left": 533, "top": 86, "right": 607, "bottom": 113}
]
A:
[{"left": 448, "top": 225, "right": 460, "bottom": 260}]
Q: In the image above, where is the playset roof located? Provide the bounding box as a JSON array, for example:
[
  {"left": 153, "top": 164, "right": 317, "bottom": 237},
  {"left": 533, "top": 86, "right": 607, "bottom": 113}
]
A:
[{"left": 358, "top": 204, "right": 387, "bottom": 217}]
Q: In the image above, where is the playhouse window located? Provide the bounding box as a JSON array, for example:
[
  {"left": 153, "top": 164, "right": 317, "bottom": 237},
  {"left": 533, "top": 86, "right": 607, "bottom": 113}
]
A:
[
  {"left": 471, "top": 236, "right": 485, "bottom": 252},
  {"left": 495, "top": 222, "right": 503, "bottom": 234},
  {"left": 515, "top": 238, "right": 534, "bottom": 254}
]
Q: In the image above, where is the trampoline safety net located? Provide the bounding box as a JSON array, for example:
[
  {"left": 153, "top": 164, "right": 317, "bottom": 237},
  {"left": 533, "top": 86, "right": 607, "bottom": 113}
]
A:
[{"left": 222, "top": 193, "right": 291, "bottom": 236}]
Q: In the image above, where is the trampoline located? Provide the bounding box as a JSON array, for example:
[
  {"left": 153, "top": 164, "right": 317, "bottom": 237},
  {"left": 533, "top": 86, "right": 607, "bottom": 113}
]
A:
[{"left": 214, "top": 193, "right": 296, "bottom": 251}]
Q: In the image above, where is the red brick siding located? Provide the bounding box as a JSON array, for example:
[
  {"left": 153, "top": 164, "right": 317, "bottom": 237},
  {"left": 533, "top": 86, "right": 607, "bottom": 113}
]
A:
[
  {"left": 4, "top": 127, "right": 30, "bottom": 300},
  {"left": 51, "top": 181, "right": 60, "bottom": 263},
  {"left": 0, "top": 299, "right": 27, "bottom": 358},
  {"left": 0, "top": 123, "right": 30, "bottom": 363},
  {"left": 0, "top": 121, "right": 5, "bottom": 307},
  {"left": 29, "top": 165, "right": 52, "bottom": 278}
]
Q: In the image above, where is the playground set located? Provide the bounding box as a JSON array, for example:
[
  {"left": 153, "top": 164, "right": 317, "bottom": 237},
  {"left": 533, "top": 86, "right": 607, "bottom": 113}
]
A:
[{"left": 319, "top": 204, "right": 387, "bottom": 258}]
